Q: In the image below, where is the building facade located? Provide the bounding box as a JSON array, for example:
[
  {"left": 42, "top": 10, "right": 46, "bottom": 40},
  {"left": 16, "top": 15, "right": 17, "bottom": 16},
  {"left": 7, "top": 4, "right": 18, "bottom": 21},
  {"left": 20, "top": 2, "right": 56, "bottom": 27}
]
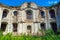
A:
[{"left": 0, "top": 2, "right": 60, "bottom": 35}]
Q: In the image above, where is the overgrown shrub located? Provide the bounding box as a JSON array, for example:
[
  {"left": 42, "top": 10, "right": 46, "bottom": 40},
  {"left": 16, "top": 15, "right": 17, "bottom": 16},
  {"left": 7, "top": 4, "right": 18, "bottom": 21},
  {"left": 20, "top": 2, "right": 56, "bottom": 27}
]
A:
[
  {"left": 0, "top": 30, "right": 3, "bottom": 36},
  {"left": 0, "top": 29, "right": 60, "bottom": 40}
]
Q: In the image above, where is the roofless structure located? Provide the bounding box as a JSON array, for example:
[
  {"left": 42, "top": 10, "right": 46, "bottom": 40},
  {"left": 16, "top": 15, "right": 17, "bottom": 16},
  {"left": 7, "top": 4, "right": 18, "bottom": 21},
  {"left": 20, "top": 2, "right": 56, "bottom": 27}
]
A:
[{"left": 0, "top": 2, "right": 60, "bottom": 35}]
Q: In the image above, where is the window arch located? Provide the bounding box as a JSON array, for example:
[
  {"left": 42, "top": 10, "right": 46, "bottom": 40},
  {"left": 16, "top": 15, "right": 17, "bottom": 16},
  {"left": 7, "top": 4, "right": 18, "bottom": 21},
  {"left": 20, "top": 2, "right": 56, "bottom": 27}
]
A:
[
  {"left": 40, "top": 10, "right": 45, "bottom": 18},
  {"left": 49, "top": 9, "right": 56, "bottom": 18},
  {"left": 13, "top": 11, "right": 18, "bottom": 16},
  {"left": 2, "top": 9, "right": 9, "bottom": 18},
  {"left": 26, "top": 10, "right": 33, "bottom": 19}
]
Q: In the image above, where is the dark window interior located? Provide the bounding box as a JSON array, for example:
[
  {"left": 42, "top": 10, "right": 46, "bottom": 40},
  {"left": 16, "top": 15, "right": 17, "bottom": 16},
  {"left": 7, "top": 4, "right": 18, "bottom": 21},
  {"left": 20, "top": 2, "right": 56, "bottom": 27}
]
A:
[
  {"left": 50, "top": 22, "right": 57, "bottom": 33},
  {"left": 41, "top": 11, "right": 45, "bottom": 18},
  {"left": 1, "top": 23, "right": 7, "bottom": 31},
  {"left": 49, "top": 9, "right": 56, "bottom": 18},
  {"left": 41, "top": 23, "right": 45, "bottom": 30},
  {"left": 2, "top": 9, "right": 9, "bottom": 18},
  {"left": 27, "top": 25, "right": 31, "bottom": 33},
  {"left": 26, "top": 10, "right": 33, "bottom": 19},
  {"left": 13, "top": 11, "right": 18, "bottom": 16},
  {"left": 27, "top": 25, "right": 31, "bottom": 30},
  {"left": 13, "top": 23, "right": 17, "bottom": 32},
  {"left": 27, "top": 3, "right": 31, "bottom": 8}
]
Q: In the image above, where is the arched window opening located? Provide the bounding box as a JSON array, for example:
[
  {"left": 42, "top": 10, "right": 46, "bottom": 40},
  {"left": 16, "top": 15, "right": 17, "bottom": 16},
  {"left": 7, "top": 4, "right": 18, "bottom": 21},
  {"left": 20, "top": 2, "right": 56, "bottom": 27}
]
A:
[
  {"left": 41, "top": 11, "right": 45, "bottom": 18},
  {"left": 49, "top": 9, "right": 56, "bottom": 18},
  {"left": 13, "top": 11, "right": 18, "bottom": 16},
  {"left": 2, "top": 9, "right": 9, "bottom": 18},
  {"left": 26, "top": 10, "right": 33, "bottom": 19}
]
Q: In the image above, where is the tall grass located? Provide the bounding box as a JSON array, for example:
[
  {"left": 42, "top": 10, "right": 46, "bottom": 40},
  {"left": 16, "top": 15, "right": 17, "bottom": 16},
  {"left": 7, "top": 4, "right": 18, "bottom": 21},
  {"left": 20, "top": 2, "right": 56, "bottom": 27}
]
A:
[{"left": 0, "top": 29, "right": 60, "bottom": 40}]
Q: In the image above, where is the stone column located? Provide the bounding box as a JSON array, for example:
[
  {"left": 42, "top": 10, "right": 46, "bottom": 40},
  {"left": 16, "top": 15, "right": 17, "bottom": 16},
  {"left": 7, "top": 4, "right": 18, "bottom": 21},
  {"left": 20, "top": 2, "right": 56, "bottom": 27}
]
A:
[
  {"left": 35, "top": 23, "right": 38, "bottom": 33},
  {"left": 54, "top": 7, "right": 60, "bottom": 30},
  {"left": 45, "top": 9, "right": 51, "bottom": 30},
  {"left": 0, "top": 8, "right": 3, "bottom": 29},
  {"left": 38, "top": 23, "right": 41, "bottom": 30},
  {"left": 31, "top": 23, "right": 34, "bottom": 34},
  {"left": 22, "top": 23, "right": 26, "bottom": 34},
  {"left": 33, "top": 10, "right": 38, "bottom": 22},
  {"left": 18, "top": 23, "right": 23, "bottom": 34},
  {"left": 21, "top": 10, "right": 26, "bottom": 22},
  {"left": 33, "top": 10, "right": 36, "bottom": 22},
  {"left": 6, "top": 10, "right": 13, "bottom": 33},
  {"left": 6, "top": 23, "right": 13, "bottom": 33}
]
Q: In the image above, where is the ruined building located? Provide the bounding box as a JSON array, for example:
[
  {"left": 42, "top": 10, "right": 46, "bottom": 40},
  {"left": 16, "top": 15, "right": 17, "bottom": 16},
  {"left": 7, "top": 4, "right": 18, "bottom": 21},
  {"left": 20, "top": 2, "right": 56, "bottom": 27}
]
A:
[{"left": 0, "top": 2, "right": 60, "bottom": 35}]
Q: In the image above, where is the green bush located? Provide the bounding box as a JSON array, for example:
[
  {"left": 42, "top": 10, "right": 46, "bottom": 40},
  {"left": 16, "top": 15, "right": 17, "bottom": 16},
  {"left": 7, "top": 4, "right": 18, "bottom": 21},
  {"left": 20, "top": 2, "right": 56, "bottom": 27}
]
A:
[
  {"left": 0, "top": 30, "right": 3, "bottom": 36},
  {"left": 0, "top": 29, "right": 60, "bottom": 40}
]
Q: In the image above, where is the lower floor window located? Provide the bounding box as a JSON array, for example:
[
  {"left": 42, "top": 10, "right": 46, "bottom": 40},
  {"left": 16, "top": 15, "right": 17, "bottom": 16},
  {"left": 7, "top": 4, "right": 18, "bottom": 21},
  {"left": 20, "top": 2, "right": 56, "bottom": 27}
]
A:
[
  {"left": 13, "top": 23, "right": 17, "bottom": 32},
  {"left": 1, "top": 23, "right": 7, "bottom": 31},
  {"left": 40, "top": 23, "right": 46, "bottom": 30}
]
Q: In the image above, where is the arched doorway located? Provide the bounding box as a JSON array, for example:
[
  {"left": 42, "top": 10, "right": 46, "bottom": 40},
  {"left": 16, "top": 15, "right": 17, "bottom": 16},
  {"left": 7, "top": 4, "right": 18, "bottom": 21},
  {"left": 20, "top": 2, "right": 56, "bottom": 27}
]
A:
[
  {"left": 1, "top": 22, "right": 8, "bottom": 32},
  {"left": 26, "top": 10, "right": 33, "bottom": 19},
  {"left": 27, "top": 25, "right": 31, "bottom": 34},
  {"left": 50, "top": 22, "right": 57, "bottom": 33},
  {"left": 49, "top": 9, "right": 56, "bottom": 18},
  {"left": 2, "top": 9, "right": 9, "bottom": 18}
]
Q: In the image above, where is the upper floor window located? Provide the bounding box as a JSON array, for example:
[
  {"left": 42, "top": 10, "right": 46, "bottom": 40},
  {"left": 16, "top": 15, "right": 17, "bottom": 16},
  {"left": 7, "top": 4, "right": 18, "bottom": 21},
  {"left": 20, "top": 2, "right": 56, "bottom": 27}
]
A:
[
  {"left": 26, "top": 10, "right": 33, "bottom": 19},
  {"left": 49, "top": 9, "right": 56, "bottom": 18},
  {"left": 27, "top": 3, "right": 31, "bottom": 8},
  {"left": 13, "top": 11, "right": 18, "bottom": 16},
  {"left": 41, "top": 11, "right": 45, "bottom": 18},
  {"left": 2, "top": 9, "right": 9, "bottom": 18}
]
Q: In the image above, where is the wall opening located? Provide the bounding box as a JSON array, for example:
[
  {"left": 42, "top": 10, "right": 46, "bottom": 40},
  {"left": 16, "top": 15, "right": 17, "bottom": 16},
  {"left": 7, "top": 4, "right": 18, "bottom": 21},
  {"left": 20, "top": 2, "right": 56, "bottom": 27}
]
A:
[
  {"left": 40, "top": 23, "right": 46, "bottom": 30},
  {"left": 26, "top": 10, "right": 33, "bottom": 19},
  {"left": 50, "top": 22, "right": 57, "bottom": 33},
  {"left": 1, "top": 22, "right": 7, "bottom": 32},
  {"left": 49, "top": 9, "right": 56, "bottom": 18},
  {"left": 13, "top": 11, "right": 18, "bottom": 16},
  {"left": 27, "top": 2, "right": 31, "bottom": 8},
  {"left": 2, "top": 9, "right": 9, "bottom": 18},
  {"left": 40, "top": 10, "right": 45, "bottom": 18},
  {"left": 27, "top": 25, "right": 31, "bottom": 33},
  {"left": 13, "top": 23, "right": 17, "bottom": 32}
]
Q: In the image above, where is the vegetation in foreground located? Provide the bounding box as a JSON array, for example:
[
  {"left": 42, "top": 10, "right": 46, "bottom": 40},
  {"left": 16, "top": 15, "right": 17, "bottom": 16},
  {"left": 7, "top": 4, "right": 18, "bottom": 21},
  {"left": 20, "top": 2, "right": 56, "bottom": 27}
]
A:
[{"left": 0, "top": 29, "right": 60, "bottom": 40}]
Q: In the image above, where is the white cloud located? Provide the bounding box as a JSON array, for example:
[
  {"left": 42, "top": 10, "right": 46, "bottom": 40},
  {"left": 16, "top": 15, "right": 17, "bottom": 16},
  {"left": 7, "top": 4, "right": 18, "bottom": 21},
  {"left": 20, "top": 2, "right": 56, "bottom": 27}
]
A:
[
  {"left": 48, "top": 1, "right": 58, "bottom": 4},
  {"left": 54, "top": 1, "right": 58, "bottom": 3}
]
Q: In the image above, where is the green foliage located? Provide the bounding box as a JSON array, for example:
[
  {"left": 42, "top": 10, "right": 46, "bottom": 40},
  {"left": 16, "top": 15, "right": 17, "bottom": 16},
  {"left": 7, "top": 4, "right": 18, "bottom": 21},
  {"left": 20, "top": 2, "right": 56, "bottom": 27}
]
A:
[
  {"left": 0, "top": 29, "right": 60, "bottom": 40},
  {"left": 0, "top": 29, "right": 3, "bottom": 36}
]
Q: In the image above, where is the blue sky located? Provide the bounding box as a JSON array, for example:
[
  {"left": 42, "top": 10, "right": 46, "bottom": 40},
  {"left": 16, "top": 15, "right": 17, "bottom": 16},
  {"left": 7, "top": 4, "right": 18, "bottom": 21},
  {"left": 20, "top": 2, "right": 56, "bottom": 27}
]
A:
[{"left": 0, "top": 0, "right": 60, "bottom": 6}]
